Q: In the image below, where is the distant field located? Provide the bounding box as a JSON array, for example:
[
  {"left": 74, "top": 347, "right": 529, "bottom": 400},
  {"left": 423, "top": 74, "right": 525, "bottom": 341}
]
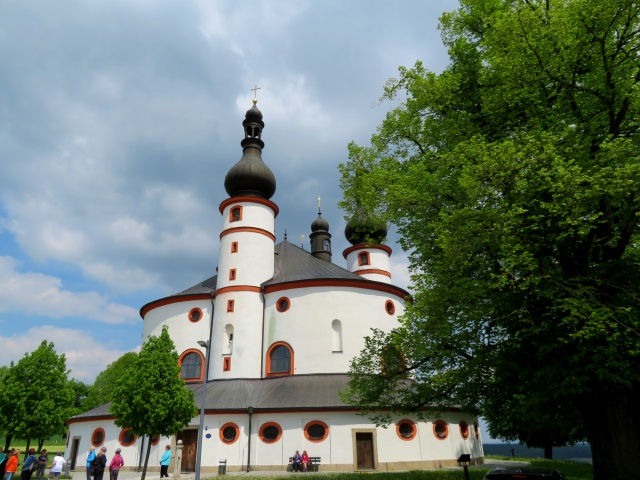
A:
[
  {"left": 0, "top": 436, "right": 67, "bottom": 453},
  {"left": 484, "top": 443, "right": 592, "bottom": 460}
]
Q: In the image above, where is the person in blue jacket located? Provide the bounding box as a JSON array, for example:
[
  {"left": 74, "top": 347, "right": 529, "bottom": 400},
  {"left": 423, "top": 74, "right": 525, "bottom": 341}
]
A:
[
  {"left": 85, "top": 447, "right": 96, "bottom": 480},
  {"left": 159, "top": 445, "right": 171, "bottom": 478}
]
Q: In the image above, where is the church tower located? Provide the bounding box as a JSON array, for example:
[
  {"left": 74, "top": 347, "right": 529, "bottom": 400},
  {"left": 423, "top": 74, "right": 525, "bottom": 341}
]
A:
[
  {"left": 210, "top": 99, "right": 278, "bottom": 379},
  {"left": 343, "top": 207, "right": 392, "bottom": 283},
  {"left": 309, "top": 203, "right": 332, "bottom": 262}
]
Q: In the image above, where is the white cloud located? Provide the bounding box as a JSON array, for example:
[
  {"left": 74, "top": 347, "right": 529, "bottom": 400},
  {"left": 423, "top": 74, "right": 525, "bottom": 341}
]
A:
[
  {"left": 0, "top": 325, "right": 139, "bottom": 382},
  {"left": 0, "top": 257, "right": 139, "bottom": 324}
]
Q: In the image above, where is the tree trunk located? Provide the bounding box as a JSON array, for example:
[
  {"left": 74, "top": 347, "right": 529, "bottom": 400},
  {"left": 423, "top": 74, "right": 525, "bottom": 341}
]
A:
[
  {"left": 24, "top": 439, "right": 31, "bottom": 461},
  {"left": 4, "top": 435, "right": 12, "bottom": 452},
  {"left": 37, "top": 440, "right": 44, "bottom": 453},
  {"left": 581, "top": 386, "right": 640, "bottom": 480},
  {"left": 543, "top": 442, "right": 552, "bottom": 459},
  {"left": 140, "top": 436, "right": 152, "bottom": 480}
]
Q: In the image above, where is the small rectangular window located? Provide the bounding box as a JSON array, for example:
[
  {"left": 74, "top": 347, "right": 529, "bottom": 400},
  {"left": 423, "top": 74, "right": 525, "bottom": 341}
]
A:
[
  {"left": 229, "top": 269, "right": 236, "bottom": 281},
  {"left": 223, "top": 357, "right": 231, "bottom": 371},
  {"left": 227, "top": 300, "right": 234, "bottom": 312},
  {"left": 231, "top": 242, "right": 238, "bottom": 253},
  {"left": 230, "top": 206, "right": 242, "bottom": 222},
  {"left": 358, "top": 252, "right": 370, "bottom": 266}
]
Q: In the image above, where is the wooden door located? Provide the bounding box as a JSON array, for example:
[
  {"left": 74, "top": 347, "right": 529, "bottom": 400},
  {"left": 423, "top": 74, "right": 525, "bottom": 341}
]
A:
[
  {"left": 69, "top": 438, "right": 80, "bottom": 470},
  {"left": 355, "top": 432, "right": 374, "bottom": 469},
  {"left": 176, "top": 430, "right": 198, "bottom": 472}
]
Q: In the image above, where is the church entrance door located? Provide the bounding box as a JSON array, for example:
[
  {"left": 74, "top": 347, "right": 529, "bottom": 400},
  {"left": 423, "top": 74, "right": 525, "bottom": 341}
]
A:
[
  {"left": 355, "top": 432, "right": 374, "bottom": 469},
  {"left": 177, "top": 429, "right": 198, "bottom": 472}
]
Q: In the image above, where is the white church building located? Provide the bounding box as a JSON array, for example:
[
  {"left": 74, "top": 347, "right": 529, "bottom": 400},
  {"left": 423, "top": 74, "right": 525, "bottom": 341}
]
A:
[{"left": 66, "top": 100, "right": 484, "bottom": 473}]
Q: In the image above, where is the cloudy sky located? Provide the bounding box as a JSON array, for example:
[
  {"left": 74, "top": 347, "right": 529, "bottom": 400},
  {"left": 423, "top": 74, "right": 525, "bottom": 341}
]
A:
[{"left": 0, "top": 0, "right": 459, "bottom": 383}]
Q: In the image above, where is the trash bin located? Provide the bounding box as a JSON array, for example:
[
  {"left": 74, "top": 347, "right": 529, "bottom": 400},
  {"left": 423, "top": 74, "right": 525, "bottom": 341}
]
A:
[{"left": 218, "top": 459, "right": 227, "bottom": 476}]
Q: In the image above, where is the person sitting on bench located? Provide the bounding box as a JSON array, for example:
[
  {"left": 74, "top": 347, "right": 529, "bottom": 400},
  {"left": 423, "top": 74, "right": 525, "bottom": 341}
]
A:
[
  {"left": 291, "top": 451, "right": 302, "bottom": 472},
  {"left": 301, "top": 451, "right": 310, "bottom": 472}
]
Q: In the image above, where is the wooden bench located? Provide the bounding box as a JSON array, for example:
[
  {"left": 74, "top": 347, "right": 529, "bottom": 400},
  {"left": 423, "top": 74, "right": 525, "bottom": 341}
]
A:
[{"left": 287, "top": 456, "right": 321, "bottom": 472}]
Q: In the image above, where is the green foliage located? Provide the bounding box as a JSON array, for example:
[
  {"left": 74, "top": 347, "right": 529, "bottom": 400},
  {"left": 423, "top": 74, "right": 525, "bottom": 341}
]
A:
[
  {"left": 109, "top": 326, "right": 197, "bottom": 479},
  {"left": 83, "top": 352, "right": 138, "bottom": 411},
  {"left": 0, "top": 342, "right": 74, "bottom": 444},
  {"left": 339, "top": 0, "right": 640, "bottom": 478}
]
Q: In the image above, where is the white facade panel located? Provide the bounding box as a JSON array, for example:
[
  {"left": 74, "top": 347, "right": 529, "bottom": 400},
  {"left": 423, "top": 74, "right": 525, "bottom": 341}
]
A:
[{"left": 221, "top": 202, "right": 276, "bottom": 234}]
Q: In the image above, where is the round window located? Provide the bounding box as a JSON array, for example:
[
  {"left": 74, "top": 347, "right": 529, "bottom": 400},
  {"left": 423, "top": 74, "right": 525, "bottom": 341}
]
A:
[
  {"left": 276, "top": 297, "right": 290, "bottom": 312},
  {"left": 304, "top": 421, "right": 329, "bottom": 442},
  {"left": 433, "top": 420, "right": 449, "bottom": 440},
  {"left": 460, "top": 421, "right": 470, "bottom": 439},
  {"left": 385, "top": 300, "right": 395, "bottom": 315},
  {"left": 150, "top": 434, "right": 160, "bottom": 446},
  {"left": 259, "top": 422, "right": 282, "bottom": 443},
  {"left": 188, "top": 308, "right": 203, "bottom": 322},
  {"left": 219, "top": 423, "right": 239, "bottom": 444},
  {"left": 119, "top": 428, "right": 137, "bottom": 446},
  {"left": 396, "top": 419, "right": 416, "bottom": 440},
  {"left": 91, "top": 428, "right": 105, "bottom": 447}
]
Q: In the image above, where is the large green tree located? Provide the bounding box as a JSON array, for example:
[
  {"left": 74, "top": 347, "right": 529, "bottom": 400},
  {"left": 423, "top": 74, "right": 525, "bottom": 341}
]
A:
[
  {"left": 339, "top": 1, "right": 639, "bottom": 479},
  {"left": 0, "top": 342, "right": 74, "bottom": 454},
  {"left": 109, "top": 327, "right": 197, "bottom": 480},
  {"left": 83, "top": 352, "right": 138, "bottom": 411}
]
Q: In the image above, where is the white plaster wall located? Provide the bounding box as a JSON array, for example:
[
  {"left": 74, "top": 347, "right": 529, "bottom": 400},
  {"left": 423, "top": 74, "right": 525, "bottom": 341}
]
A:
[
  {"left": 65, "top": 421, "right": 171, "bottom": 471},
  {"left": 211, "top": 290, "right": 264, "bottom": 379},
  {"left": 345, "top": 247, "right": 391, "bottom": 278},
  {"left": 217, "top": 232, "right": 274, "bottom": 290},
  {"left": 221, "top": 202, "right": 275, "bottom": 234},
  {"left": 358, "top": 272, "right": 392, "bottom": 283},
  {"left": 263, "top": 287, "right": 405, "bottom": 375},
  {"left": 143, "top": 300, "right": 212, "bottom": 357}
]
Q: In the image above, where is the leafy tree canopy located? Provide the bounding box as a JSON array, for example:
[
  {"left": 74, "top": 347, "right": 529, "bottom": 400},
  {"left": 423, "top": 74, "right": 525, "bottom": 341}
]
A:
[
  {"left": 339, "top": 1, "right": 639, "bottom": 479},
  {"left": 110, "top": 326, "right": 197, "bottom": 480},
  {"left": 0, "top": 342, "right": 74, "bottom": 450},
  {"left": 83, "top": 352, "right": 138, "bottom": 411}
]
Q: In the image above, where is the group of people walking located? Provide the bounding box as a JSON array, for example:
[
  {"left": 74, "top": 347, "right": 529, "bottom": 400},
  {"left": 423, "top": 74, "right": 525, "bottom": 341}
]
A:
[
  {"left": 85, "top": 446, "right": 124, "bottom": 480},
  {"left": 290, "top": 450, "right": 312, "bottom": 472},
  {"left": 0, "top": 448, "right": 66, "bottom": 480}
]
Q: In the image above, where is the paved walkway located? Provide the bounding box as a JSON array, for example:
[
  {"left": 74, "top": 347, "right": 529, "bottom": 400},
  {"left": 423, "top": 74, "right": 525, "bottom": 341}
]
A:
[{"left": 68, "top": 459, "right": 534, "bottom": 479}]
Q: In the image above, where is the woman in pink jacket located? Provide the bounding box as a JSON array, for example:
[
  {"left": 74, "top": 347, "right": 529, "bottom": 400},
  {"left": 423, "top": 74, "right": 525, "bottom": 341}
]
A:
[{"left": 108, "top": 449, "right": 124, "bottom": 480}]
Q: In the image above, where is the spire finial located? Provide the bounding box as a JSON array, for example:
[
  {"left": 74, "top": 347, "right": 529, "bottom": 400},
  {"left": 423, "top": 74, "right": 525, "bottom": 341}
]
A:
[
  {"left": 284, "top": 226, "right": 288, "bottom": 241},
  {"left": 301, "top": 234, "right": 305, "bottom": 248},
  {"left": 318, "top": 196, "right": 321, "bottom": 215},
  {"left": 251, "top": 84, "right": 261, "bottom": 103}
]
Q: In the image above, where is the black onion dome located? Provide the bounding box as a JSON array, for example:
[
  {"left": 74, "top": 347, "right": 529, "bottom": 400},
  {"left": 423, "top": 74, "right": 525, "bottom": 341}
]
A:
[
  {"left": 224, "top": 100, "right": 276, "bottom": 199},
  {"left": 344, "top": 208, "right": 387, "bottom": 245},
  {"left": 311, "top": 213, "right": 329, "bottom": 233}
]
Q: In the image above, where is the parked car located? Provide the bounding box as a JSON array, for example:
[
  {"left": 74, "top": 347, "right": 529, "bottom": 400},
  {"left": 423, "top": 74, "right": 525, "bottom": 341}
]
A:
[{"left": 483, "top": 466, "right": 567, "bottom": 479}]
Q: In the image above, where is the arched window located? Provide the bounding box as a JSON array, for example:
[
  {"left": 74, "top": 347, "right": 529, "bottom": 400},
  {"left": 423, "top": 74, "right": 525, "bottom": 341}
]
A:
[
  {"left": 358, "top": 252, "right": 370, "bottom": 266},
  {"left": 179, "top": 350, "right": 204, "bottom": 382},
  {"left": 119, "top": 428, "right": 137, "bottom": 447},
  {"left": 223, "top": 324, "right": 234, "bottom": 355},
  {"left": 459, "top": 421, "right": 470, "bottom": 440},
  {"left": 266, "top": 342, "right": 294, "bottom": 377},
  {"left": 331, "top": 319, "right": 343, "bottom": 352}
]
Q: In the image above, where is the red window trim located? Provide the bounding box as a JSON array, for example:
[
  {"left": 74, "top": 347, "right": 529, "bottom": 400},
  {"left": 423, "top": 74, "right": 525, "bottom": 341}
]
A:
[
  {"left": 223, "top": 357, "right": 231, "bottom": 372},
  {"left": 265, "top": 341, "right": 294, "bottom": 377},
  {"left": 150, "top": 434, "right": 161, "bottom": 446},
  {"left": 178, "top": 349, "right": 205, "bottom": 383},
  {"left": 229, "top": 269, "right": 236, "bottom": 281},
  {"left": 396, "top": 419, "right": 417, "bottom": 441},
  {"left": 230, "top": 206, "right": 243, "bottom": 222},
  {"left": 276, "top": 297, "right": 290, "bottom": 312},
  {"left": 188, "top": 307, "right": 203, "bottom": 323},
  {"left": 385, "top": 300, "right": 395, "bottom": 315},
  {"left": 304, "top": 420, "right": 329, "bottom": 443},
  {"left": 119, "top": 428, "right": 137, "bottom": 447},
  {"left": 433, "top": 420, "right": 449, "bottom": 440},
  {"left": 227, "top": 299, "right": 234, "bottom": 312},
  {"left": 259, "top": 422, "right": 282, "bottom": 444},
  {"left": 358, "top": 251, "right": 370, "bottom": 266},
  {"left": 231, "top": 242, "right": 238, "bottom": 253},
  {"left": 91, "top": 428, "right": 105, "bottom": 447},
  {"left": 219, "top": 422, "right": 240, "bottom": 445}
]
